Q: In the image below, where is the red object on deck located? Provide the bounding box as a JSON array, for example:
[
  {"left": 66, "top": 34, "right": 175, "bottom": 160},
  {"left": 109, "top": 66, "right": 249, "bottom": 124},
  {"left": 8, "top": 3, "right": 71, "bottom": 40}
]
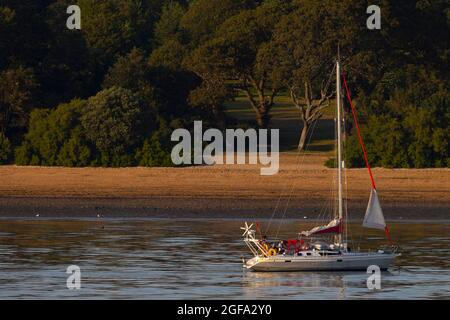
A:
[
  {"left": 285, "top": 239, "right": 305, "bottom": 252},
  {"left": 385, "top": 226, "right": 392, "bottom": 242},
  {"left": 255, "top": 221, "right": 263, "bottom": 239}
]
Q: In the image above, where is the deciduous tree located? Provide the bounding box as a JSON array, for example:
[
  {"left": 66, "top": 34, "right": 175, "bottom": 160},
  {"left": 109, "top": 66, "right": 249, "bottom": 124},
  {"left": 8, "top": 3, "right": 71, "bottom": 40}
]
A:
[
  {"left": 272, "top": 0, "right": 367, "bottom": 150},
  {"left": 188, "top": 1, "right": 289, "bottom": 128}
]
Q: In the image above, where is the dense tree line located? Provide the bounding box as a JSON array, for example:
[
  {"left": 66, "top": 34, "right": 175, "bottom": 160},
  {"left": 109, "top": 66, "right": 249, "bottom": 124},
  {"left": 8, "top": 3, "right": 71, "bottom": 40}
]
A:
[{"left": 0, "top": 0, "right": 448, "bottom": 168}]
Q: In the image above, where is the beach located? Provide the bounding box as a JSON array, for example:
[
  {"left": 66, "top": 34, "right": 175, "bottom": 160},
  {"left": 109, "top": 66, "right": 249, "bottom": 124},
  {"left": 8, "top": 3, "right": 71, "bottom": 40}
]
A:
[{"left": 0, "top": 153, "right": 448, "bottom": 220}]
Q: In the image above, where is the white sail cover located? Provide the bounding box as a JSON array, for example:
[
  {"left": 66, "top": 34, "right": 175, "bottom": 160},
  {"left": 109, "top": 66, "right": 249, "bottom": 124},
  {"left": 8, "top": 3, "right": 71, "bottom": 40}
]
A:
[{"left": 363, "top": 189, "right": 386, "bottom": 230}]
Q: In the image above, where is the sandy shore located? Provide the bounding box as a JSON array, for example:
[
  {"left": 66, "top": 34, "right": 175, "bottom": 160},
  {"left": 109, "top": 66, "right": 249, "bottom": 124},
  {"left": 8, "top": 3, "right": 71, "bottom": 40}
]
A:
[{"left": 0, "top": 154, "right": 448, "bottom": 219}]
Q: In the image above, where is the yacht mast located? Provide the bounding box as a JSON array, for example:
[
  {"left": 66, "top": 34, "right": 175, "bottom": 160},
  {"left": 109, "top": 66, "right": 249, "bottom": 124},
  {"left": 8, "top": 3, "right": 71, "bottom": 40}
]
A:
[{"left": 336, "top": 59, "right": 343, "bottom": 245}]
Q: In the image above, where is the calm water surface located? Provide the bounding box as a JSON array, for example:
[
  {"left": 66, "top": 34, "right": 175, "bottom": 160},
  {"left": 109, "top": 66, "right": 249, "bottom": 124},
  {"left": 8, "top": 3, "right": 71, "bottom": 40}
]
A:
[{"left": 0, "top": 219, "right": 448, "bottom": 299}]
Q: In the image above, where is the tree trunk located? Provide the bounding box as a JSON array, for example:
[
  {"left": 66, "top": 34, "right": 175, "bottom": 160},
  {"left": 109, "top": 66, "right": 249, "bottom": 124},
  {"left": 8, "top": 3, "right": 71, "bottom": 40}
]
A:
[
  {"left": 242, "top": 77, "right": 274, "bottom": 129},
  {"left": 212, "top": 105, "right": 226, "bottom": 128},
  {"left": 298, "top": 121, "right": 309, "bottom": 151},
  {"left": 256, "top": 106, "right": 270, "bottom": 128}
]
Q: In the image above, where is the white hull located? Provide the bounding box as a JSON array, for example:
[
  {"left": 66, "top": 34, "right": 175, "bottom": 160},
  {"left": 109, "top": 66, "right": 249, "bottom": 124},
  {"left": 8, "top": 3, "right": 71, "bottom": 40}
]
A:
[{"left": 245, "top": 252, "right": 398, "bottom": 272}]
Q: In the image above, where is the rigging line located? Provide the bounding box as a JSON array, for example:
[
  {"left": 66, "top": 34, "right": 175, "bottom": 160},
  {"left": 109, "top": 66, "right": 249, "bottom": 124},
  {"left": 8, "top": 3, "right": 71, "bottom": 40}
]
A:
[
  {"left": 314, "top": 61, "right": 339, "bottom": 227},
  {"left": 268, "top": 62, "right": 336, "bottom": 238},
  {"left": 265, "top": 63, "right": 335, "bottom": 236},
  {"left": 264, "top": 106, "right": 328, "bottom": 234},
  {"left": 331, "top": 119, "right": 336, "bottom": 223},
  {"left": 277, "top": 62, "right": 336, "bottom": 237},
  {"left": 333, "top": 62, "right": 339, "bottom": 224},
  {"left": 343, "top": 114, "right": 349, "bottom": 245},
  {"left": 314, "top": 141, "right": 334, "bottom": 226},
  {"left": 321, "top": 181, "right": 332, "bottom": 222},
  {"left": 274, "top": 120, "right": 319, "bottom": 240},
  {"left": 315, "top": 181, "right": 329, "bottom": 227},
  {"left": 274, "top": 114, "right": 320, "bottom": 240},
  {"left": 264, "top": 134, "right": 304, "bottom": 235},
  {"left": 326, "top": 63, "right": 340, "bottom": 227},
  {"left": 345, "top": 168, "right": 349, "bottom": 245},
  {"left": 320, "top": 150, "right": 336, "bottom": 226},
  {"left": 323, "top": 62, "right": 336, "bottom": 99}
]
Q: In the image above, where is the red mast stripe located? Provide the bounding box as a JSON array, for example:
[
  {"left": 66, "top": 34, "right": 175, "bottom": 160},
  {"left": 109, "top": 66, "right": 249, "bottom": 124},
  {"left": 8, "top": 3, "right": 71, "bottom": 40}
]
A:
[
  {"left": 342, "top": 71, "right": 393, "bottom": 243},
  {"left": 341, "top": 73, "right": 376, "bottom": 190}
]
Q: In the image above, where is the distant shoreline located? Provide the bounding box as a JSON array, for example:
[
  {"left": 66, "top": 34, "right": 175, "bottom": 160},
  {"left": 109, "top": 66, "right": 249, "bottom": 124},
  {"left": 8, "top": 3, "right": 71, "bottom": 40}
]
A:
[
  {"left": 0, "top": 196, "right": 448, "bottom": 220},
  {"left": 1, "top": 154, "right": 449, "bottom": 220}
]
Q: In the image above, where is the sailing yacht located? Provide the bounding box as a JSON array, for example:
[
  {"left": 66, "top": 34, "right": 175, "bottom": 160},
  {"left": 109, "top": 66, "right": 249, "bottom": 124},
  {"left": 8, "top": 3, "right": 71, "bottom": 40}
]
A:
[{"left": 242, "top": 60, "right": 399, "bottom": 272}]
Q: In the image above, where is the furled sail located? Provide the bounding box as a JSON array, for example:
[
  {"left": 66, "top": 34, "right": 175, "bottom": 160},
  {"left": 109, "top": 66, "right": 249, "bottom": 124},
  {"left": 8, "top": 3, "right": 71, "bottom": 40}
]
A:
[
  {"left": 363, "top": 189, "right": 386, "bottom": 230},
  {"left": 300, "top": 219, "right": 341, "bottom": 237}
]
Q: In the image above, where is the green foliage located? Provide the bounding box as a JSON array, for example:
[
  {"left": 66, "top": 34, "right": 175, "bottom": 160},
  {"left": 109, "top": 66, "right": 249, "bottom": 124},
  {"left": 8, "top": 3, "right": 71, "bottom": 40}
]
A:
[
  {"left": 272, "top": 1, "right": 367, "bottom": 94},
  {"left": 180, "top": 0, "right": 255, "bottom": 46},
  {"left": 0, "top": 132, "right": 11, "bottom": 164},
  {"left": 104, "top": 48, "right": 201, "bottom": 121},
  {"left": 135, "top": 117, "right": 184, "bottom": 167},
  {"left": 81, "top": 87, "right": 148, "bottom": 166},
  {"left": 149, "top": 39, "right": 187, "bottom": 70},
  {"left": 324, "top": 158, "right": 336, "bottom": 169},
  {"left": 103, "top": 48, "right": 156, "bottom": 99},
  {"left": 14, "top": 141, "right": 32, "bottom": 166},
  {"left": 154, "top": 1, "right": 186, "bottom": 45},
  {"left": 77, "top": 0, "right": 161, "bottom": 63},
  {"left": 343, "top": 66, "right": 450, "bottom": 169},
  {"left": 0, "top": 66, "right": 37, "bottom": 136},
  {"left": 14, "top": 91, "right": 174, "bottom": 168},
  {"left": 192, "top": 1, "right": 285, "bottom": 78},
  {"left": 0, "top": 2, "right": 49, "bottom": 70},
  {"left": 187, "top": 0, "right": 288, "bottom": 128},
  {"left": 0, "top": 6, "right": 16, "bottom": 68},
  {"left": 57, "top": 128, "right": 92, "bottom": 167},
  {"left": 14, "top": 99, "right": 93, "bottom": 166},
  {"left": 145, "top": 67, "right": 202, "bottom": 120},
  {"left": 39, "top": 0, "right": 96, "bottom": 106},
  {"left": 136, "top": 134, "right": 173, "bottom": 167}
]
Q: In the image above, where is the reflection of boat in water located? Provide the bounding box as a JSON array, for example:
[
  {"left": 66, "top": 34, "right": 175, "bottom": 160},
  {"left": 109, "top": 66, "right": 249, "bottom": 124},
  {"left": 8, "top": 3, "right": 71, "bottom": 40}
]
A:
[
  {"left": 241, "top": 59, "right": 399, "bottom": 272},
  {"left": 243, "top": 270, "right": 345, "bottom": 289}
]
